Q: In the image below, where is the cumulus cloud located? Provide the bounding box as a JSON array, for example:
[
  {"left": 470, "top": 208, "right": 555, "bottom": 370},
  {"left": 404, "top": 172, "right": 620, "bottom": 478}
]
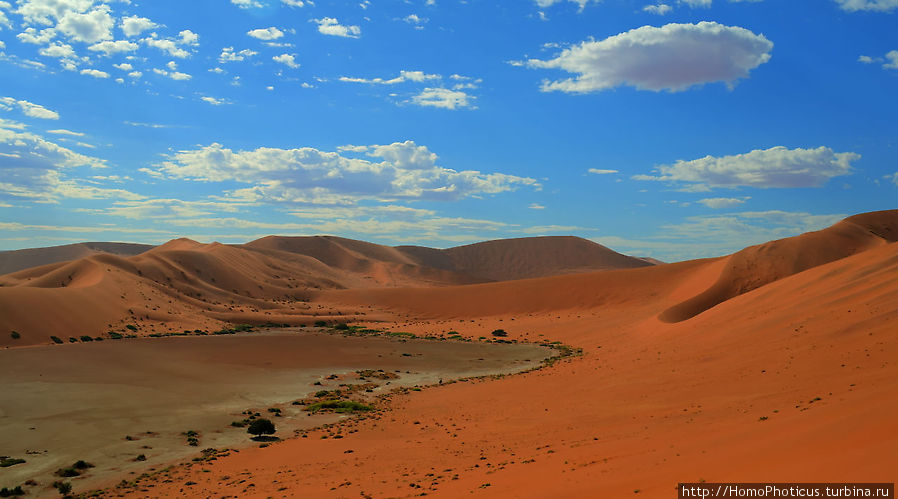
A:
[
  {"left": 151, "top": 140, "right": 538, "bottom": 204},
  {"left": 88, "top": 39, "right": 138, "bottom": 56},
  {"left": 697, "top": 197, "right": 748, "bottom": 209},
  {"left": 142, "top": 36, "right": 189, "bottom": 58},
  {"left": 55, "top": 4, "right": 114, "bottom": 44},
  {"left": 643, "top": 4, "right": 673, "bottom": 14},
  {"left": 282, "top": 0, "right": 305, "bottom": 6},
  {"left": 410, "top": 88, "right": 475, "bottom": 109},
  {"left": 524, "top": 22, "right": 773, "bottom": 93},
  {"left": 885, "top": 50, "right": 898, "bottom": 69},
  {"left": 120, "top": 15, "right": 157, "bottom": 37},
  {"left": 272, "top": 53, "right": 299, "bottom": 68},
  {"left": 0, "top": 119, "right": 143, "bottom": 203},
  {"left": 339, "top": 70, "right": 440, "bottom": 85},
  {"left": 219, "top": 46, "right": 257, "bottom": 63},
  {"left": 200, "top": 96, "right": 228, "bottom": 106},
  {"left": 535, "top": 0, "right": 598, "bottom": 10},
  {"left": 0, "top": 96, "right": 59, "bottom": 119},
  {"left": 588, "top": 168, "right": 618, "bottom": 174},
  {"left": 633, "top": 146, "right": 859, "bottom": 189},
  {"left": 232, "top": 0, "right": 265, "bottom": 8},
  {"left": 247, "top": 26, "right": 284, "bottom": 40},
  {"left": 80, "top": 68, "right": 109, "bottom": 78},
  {"left": 833, "top": 0, "right": 898, "bottom": 11},
  {"left": 313, "top": 17, "right": 361, "bottom": 38}
]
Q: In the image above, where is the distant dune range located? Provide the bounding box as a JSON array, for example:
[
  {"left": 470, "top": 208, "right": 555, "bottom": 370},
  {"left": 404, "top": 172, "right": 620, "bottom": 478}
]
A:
[
  {"left": 1, "top": 210, "right": 896, "bottom": 498},
  {"left": 0, "top": 235, "right": 653, "bottom": 345}
]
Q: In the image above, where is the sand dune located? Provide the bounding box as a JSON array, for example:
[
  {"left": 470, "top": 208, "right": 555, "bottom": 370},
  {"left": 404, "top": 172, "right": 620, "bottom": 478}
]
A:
[
  {"left": 1, "top": 211, "right": 896, "bottom": 498},
  {"left": 0, "top": 241, "right": 152, "bottom": 275},
  {"left": 87, "top": 211, "right": 898, "bottom": 498}
]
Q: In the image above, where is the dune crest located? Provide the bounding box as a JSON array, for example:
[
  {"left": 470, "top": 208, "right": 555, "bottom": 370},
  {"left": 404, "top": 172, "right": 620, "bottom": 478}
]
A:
[{"left": 659, "top": 209, "right": 898, "bottom": 322}]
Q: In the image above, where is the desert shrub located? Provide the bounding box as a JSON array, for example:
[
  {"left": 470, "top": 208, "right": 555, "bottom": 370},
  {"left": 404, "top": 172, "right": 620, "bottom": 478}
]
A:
[
  {"left": 233, "top": 324, "right": 253, "bottom": 332},
  {"left": 267, "top": 407, "right": 281, "bottom": 414},
  {"left": 134, "top": 454, "right": 146, "bottom": 462},
  {"left": 108, "top": 331, "right": 123, "bottom": 339},
  {"left": 52, "top": 481, "right": 72, "bottom": 496},
  {"left": 334, "top": 323, "right": 349, "bottom": 330},
  {"left": 68, "top": 337, "right": 77, "bottom": 343},
  {"left": 51, "top": 335, "right": 63, "bottom": 344},
  {"left": 0, "top": 486, "right": 25, "bottom": 497},
  {"left": 10, "top": 331, "right": 20, "bottom": 340},
  {"left": 491, "top": 329, "right": 508, "bottom": 337},
  {"left": 247, "top": 418, "right": 276, "bottom": 438},
  {"left": 0, "top": 457, "right": 25, "bottom": 467},
  {"left": 125, "top": 324, "right": 137, "bottom": 331},
  {"left": 304, "top": 400, "right": 373, "bottom": 413},
  {"left": 55, "top": 468, "right": 79, "bottom": 477},
  {"left": 72, "top": 460, "right": 93, "bottom": 470},
  {"left": 313, "top": 320, "right": 327, "bottom": 327},
  {"left": 79, "top": 335, "right": 93, "bottom": 342}
]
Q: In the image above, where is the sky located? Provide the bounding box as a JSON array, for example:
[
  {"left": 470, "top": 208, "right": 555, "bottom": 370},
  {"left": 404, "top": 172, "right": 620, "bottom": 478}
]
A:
[{"left": 0, "top": 0, "right": 896, "bottom": 262}]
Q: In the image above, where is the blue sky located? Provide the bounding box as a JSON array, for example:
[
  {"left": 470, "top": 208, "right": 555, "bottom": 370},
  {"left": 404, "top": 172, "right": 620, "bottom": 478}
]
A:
[{"left": 0, "top": 0, "right": 896, "bottom": 261}]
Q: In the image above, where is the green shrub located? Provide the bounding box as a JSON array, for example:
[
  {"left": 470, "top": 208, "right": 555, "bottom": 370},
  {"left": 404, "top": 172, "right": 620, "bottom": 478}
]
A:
[
  {"left": 247, "top": 418, "right": 276, "bottom": 438},
  {"left": 55, "top": 467, "right": 80, "bottom": 477},
  {"left": 73, "top": 460, "right": 93, "bottom": 470},
  {"left": 125, "top": 324, "right": 137, "bottom": 331},
  {"left": 491, "top": 329, "right": 508, "bottom": 337},
  {"left": 108, "top": 332, "right": 123, "bottom": 340},
  {"left": 51, "top": 335, "right": 63, "bottom": 344},
  {"left": 0, "top": 457, "right": 26, "bottom": 467},
  {"left": 0, "top": 486, "right": 25, "bottom": 497},
  {"left": 314, "top": 320, "right": 327, "bottom": 327},
  {"left": 10, "top": 331, "right": 20, "bottom": 340},
  {"left": 334, "top": 323, "right": 349, "bottom": 330},
  {"left": 53, "top": 481, "right": 72, "bottom": 496},
  {"left": 79, "top": 335, "right": 93, "bottom": 342},
  {"left": 68, "top": 337, "right": 77, "bottom": 343},
  {"left": 304, "top": 400, "right": 373, "bottom": 413}
]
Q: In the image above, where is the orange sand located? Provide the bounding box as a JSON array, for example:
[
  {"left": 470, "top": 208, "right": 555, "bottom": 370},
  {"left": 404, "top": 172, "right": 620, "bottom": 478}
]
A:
[{"left": 1, "top": 210, "right": 896, "bottom": 498}]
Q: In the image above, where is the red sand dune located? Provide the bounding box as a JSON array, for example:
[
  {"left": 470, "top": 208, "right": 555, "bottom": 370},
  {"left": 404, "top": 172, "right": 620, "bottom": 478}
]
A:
[
  {"left": 0, "top": 241, "right": 152, "bottom": 275},
  {"left": 1, "top": 210, "right": 897, "bottom": 498}
]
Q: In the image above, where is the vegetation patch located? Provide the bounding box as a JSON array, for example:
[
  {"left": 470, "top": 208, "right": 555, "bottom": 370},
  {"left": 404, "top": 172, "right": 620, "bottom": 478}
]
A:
[
  {"left": 0, "top": 457, "right": 25, "bottom": 468},
  {"left": 304, "top": 400, "right": 374, "bottom": 414}
]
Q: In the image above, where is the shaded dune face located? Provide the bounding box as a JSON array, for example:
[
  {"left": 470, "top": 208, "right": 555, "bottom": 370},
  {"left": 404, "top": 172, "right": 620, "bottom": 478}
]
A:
[{"left": 659, "top": 209, "right": 898, "bottom": 323}]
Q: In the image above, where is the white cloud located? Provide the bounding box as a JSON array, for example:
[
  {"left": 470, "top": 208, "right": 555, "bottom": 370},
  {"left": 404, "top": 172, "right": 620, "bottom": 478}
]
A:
[
  {"left": 313, "top": 17, "right": 361, "bottom": 38},
  {"left": 127, "top": 70, "right": 142, "bottom": 78},
  {"left": 80, "top": 68, "right": 109, "bottom": 78},
  {"left": 179, "top": 30, "right": 199, "bottom": 46},
  {"left": 248, "top": 26, "right": 284, "bottom": 40},
  {"left": 88, "top": 39, "right": 138, "bottom": 56},
  {"left": 152, "top": 67, "right": 191, "bottom": 81},
  {"left": 15, "top": 0, "right": 93, "bottom": 26},
  {"left": 858, "top": 55, "right": 877, "bottom": 64},
  {"left": 0, "top": 96, "right": 60, "bottom": 119},
  {"left": 535, "top": 0, "right": 598, "bottom": 10},
  {"left": 47, "top": 129, "right": 84, "bottom": 136},
  {"left": 525, "top": 22, "right": 773, "bottom": 93},
  {"left": 232, "top": 0, "right": 264, "bottom": 8},
  {"left": 633, "top": 146, "right": 859, "bottom": 189},
  {"left": 410, "top": 88, "right": 475, "bottom": 109},
  {"left": 282, "top": 0, "right": 305, "bottom": 6},
  {"left": 120, "top": 15, "right": 157, "bottom": 37},
  {"left": 17, "top": 27, "right": 57, "bottom": 44},
  {"left": 56, "top": 4, "right": 114, "bottom": 44},
  {"left": 272, "top": 53, "right": 299, "bottom": 68},
  {"left": 152, "top": 140, "right": 539, "bottom": 204},
  {"left": 403, "top": 14, "right": 427, "bottom": 26},
  {"left": 529, "top": 203, "right": 546, "bottom": 210},
  {"left": 339, "top": 70, "right": 440, "bottom": 85},
  {"left": 697, "top": 197, "right": 748, "bottom": 209},
  {"left": 833, "top": 0, "right": 898, "bottom": 11},
  {"left": 0, "top": 121, "right": 145, "bottom": 203},
  {"left": 588, "top": 168, "right": 618, "bottom": 174},
  {"left": 643, "top": 3, "right": 673, "bottom": 14},
  {"left": 38, "top": 41, "right": 75, "bottom": 59},
  {"left": 219, "top": 46, "right": 257, "bottom": 63},
  {"left": 885, "top": 50, "right": 898, "bottom": 69},
  {"left": 142, "top": 36, "right": 191, "bottom": 58},
  {"left": 201, "top": 96, "right": 228, "bottom": 106}
]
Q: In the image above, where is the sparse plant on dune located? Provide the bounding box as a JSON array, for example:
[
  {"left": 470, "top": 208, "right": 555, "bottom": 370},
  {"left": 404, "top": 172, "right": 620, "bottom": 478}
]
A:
[{"left": 247, "top": 418, "right": 276, "bottom": 439}]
